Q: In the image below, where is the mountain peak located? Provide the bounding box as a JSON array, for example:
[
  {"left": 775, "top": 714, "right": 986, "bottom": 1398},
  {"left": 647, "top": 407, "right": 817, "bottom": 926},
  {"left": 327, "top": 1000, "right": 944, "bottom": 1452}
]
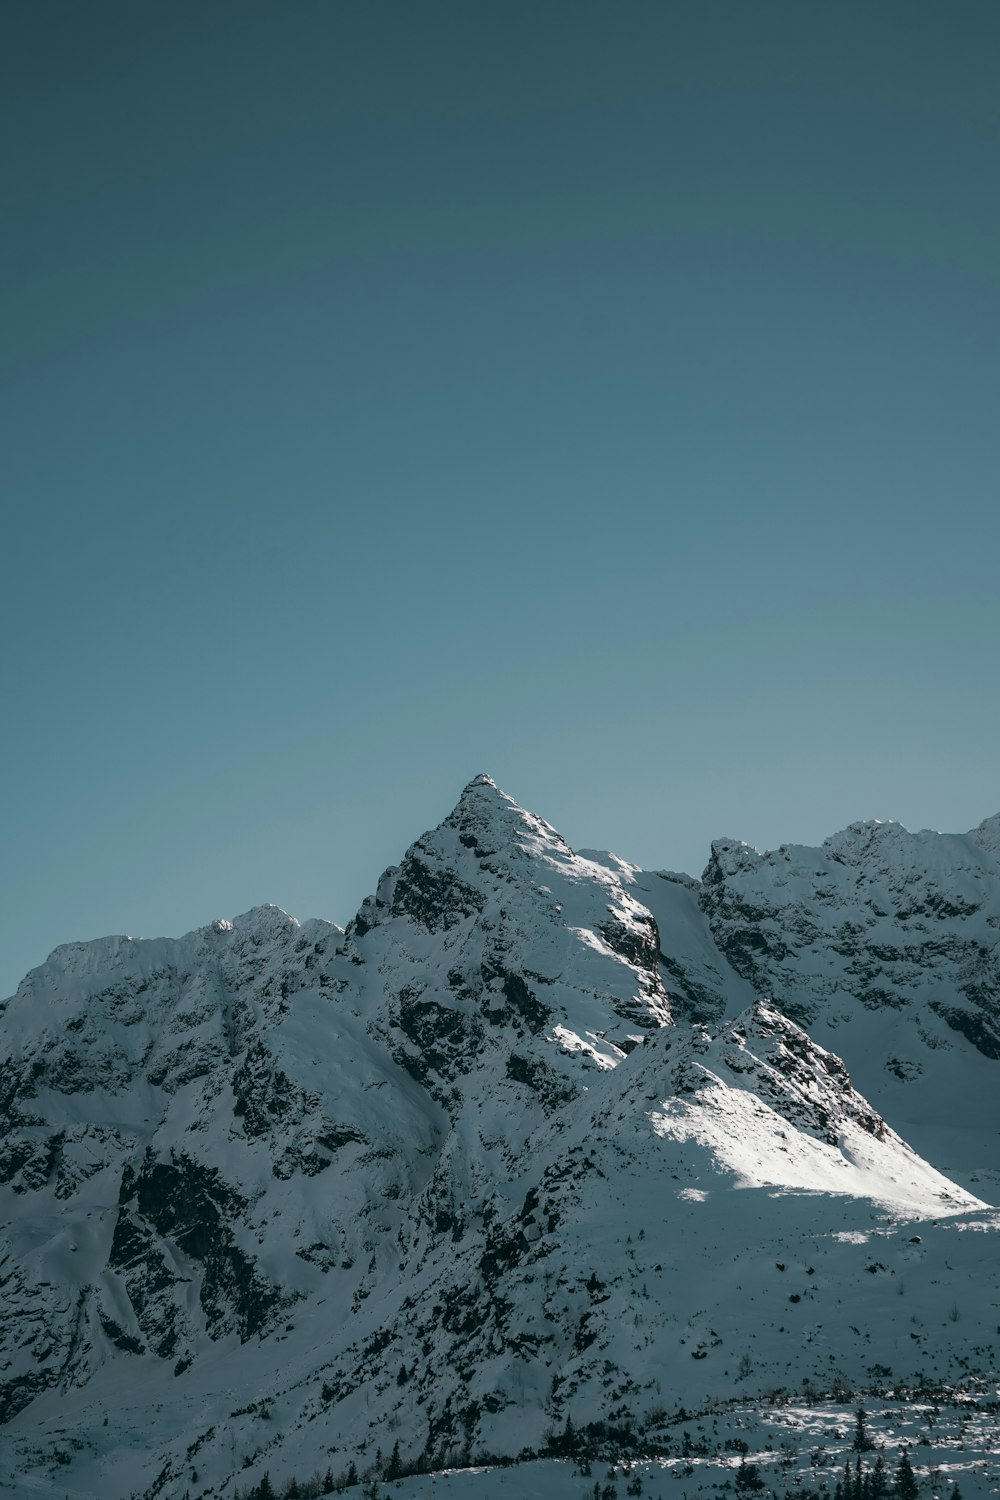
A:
[
  {"left": 226, "top": 903, "right": 300, "bottom": 938},
  {"left": 451, "top": 771, "right": 520, "bottom": 818},
  {"left": 702, "top": 836, "right": 763, "bottom": 883},
  {"left": 969, "top": 810, "right": 1000, "bottom": 857},
  {"left": 340, "top": 775, "right": 672, "bottom": 1103},
  {"left": 442, "top": 773, "right": 568, "bottom": 858},
  {"left": 463, "top": 770, "right": 501, "bottom": 792},
  {"left": 452, "top": 771, "right": 527, "bottom": 815}
]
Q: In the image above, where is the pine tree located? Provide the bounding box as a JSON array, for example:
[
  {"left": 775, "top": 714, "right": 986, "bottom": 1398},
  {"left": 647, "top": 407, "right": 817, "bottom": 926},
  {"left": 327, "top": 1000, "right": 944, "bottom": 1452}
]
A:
[
  {"left": 842, "top": 1454, "right": 853, "bottom": 1500},
  {"left": 736, "top": 1457, "right": 764, "bottom": 1491},
  {"left": 896, "top": 1449, "right": 919, "bottom": 1500},
  {"left": 854, "top": 1407, "right": 875, "bottom": 1453},
  {"left": 386, "top": 1441, "right": 401, "bottom": 1481},
  {"left": 321, "top": 1468, "right": 334, "bottom": 1495},
  {"left": 870, "top": 1453, "right": 888, "bottom": 1500}
]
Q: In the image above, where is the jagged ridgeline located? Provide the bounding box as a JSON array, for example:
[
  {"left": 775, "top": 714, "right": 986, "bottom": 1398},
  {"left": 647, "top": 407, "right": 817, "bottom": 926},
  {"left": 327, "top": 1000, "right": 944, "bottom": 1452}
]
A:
[{"left": 1, "top": 775, "right": 999, "bottom": 1499}]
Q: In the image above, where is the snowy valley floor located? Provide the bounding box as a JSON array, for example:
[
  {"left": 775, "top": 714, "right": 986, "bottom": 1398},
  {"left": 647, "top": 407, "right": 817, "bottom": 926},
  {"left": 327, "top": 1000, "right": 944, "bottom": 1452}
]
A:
[
  {"left": 241, "top": 1399, "right": 1000, "bottom": 1500},
  {"left": 8, "top": 1396, "right": 999, "bottom": 1500}
]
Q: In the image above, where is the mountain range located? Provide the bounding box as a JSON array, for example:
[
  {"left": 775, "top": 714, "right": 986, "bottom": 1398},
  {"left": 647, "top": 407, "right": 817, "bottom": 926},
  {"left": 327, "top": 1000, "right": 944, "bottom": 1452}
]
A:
[{"left": 2, "top": 775, "right": 998, "bottom": 1500}]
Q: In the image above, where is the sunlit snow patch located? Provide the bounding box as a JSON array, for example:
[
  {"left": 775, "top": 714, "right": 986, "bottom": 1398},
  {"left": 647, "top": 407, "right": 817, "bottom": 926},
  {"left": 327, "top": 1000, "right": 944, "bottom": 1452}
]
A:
[
  {"left": 649, "top": 1076, "right": 986, "bottom": 1217},
  {"left": 550, "top": 1023, "right": 622, "bottom": 1069}
]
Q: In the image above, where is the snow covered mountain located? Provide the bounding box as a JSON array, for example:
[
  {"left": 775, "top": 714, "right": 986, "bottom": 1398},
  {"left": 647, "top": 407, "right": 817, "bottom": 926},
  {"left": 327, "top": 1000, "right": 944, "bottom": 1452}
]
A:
[
  {"left": 648, "top": 815, "right": 1000, "bottom": 1187},
  {"left": 1, "top": 777, "right": 998, "bottom": 1500}
]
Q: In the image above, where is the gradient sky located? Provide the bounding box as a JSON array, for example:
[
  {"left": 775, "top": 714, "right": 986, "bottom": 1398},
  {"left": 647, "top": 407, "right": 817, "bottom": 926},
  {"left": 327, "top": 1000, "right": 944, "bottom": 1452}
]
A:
[{"left": 3, "top": 1, "right": 999, "bottom": 999}]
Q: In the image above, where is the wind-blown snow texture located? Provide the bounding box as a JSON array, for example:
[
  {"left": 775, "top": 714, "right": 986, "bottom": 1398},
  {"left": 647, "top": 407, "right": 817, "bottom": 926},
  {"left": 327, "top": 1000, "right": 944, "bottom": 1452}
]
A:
[{"left": 1, "top": 776, "right": 998, "bottom": 1498}]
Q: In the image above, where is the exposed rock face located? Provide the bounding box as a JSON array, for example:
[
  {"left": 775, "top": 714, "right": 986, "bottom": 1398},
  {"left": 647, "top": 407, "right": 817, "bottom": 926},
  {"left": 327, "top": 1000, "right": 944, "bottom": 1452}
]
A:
[{"left": 0, "top": 780, "right": 998, "bottom": 1499}]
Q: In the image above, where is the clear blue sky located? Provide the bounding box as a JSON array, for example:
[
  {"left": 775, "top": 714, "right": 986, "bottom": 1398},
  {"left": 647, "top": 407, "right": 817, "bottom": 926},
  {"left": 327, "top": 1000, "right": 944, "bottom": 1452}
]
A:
[{"left": 3, "top": 1, "right": 998, "bottom": 998}]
